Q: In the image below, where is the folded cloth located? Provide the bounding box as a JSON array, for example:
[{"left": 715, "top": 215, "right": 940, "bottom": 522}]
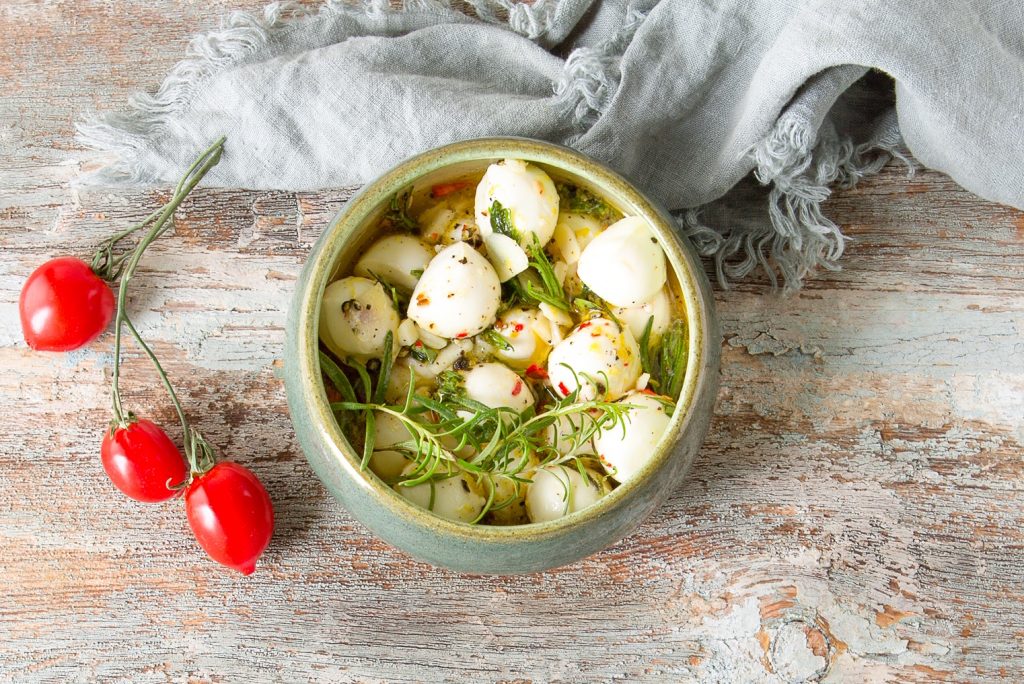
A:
[{"left": 78, "top": 0, "right": 1024, "bottom": 289}]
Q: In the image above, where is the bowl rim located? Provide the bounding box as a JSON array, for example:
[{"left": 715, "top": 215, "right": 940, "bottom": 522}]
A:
[{"left": 292, "top": 136, "right": 712, "bottom": 541}]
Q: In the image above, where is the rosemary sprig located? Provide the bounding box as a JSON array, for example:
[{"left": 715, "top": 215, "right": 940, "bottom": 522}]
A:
[
  {"left": 639, "top": 317, "right": 688, "bottom": 399},
  {"left": 327, "top": 358, "right": 635, "bottom": 522}
]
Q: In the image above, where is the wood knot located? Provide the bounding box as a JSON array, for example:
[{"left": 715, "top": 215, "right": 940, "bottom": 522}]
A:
[{"left": 768, "top": 617, "right": 834, "bottom": 683}]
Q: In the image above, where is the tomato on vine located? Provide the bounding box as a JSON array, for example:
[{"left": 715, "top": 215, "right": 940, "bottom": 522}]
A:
[
  {"left": 19, "top": 257, "right": 115, "bottom": 351},
  {"left": 101, "top": 418, "right": 187, "bottom": 503},
  {"left": 184, "top": 458, "right": 274, "bottom": 576}
]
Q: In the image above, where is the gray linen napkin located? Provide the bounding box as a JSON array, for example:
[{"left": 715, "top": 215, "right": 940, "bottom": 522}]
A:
[{"left": 78, "top": 0, "right": 1024, "bottom": 289}]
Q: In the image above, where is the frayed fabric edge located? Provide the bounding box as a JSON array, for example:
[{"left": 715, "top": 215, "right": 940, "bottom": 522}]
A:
[
  {"left": 74, "top": 0, "right": 525, "bottom": 188},
  {"left": 680, "top": 108, "right": 915, "bottom": 292}
]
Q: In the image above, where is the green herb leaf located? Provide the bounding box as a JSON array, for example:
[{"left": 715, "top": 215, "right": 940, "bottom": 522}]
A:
[
  {"left": 319, "top": 350, "right": 356, "bottom": 402},
  {"left": 481, "top": 328, "right": 514, "bottom": 351},
  {"left": 372, "top": 331, "right": 394, "bottom": 405},
  {"left": 362, "top": 410, "right": 376, "bottom": 470},
  {"left": 489, "top": 200, "right": 520, "bottom": 242},
  {"left": 556, "top": 182, "right": 616, "bottom": 221},
  {"left": 655, "top": 319, "right": 687, "bottom": 399},
  {"left": 409, "top": 342, "right": 438, "bottom": 364},
  {"left": 384, "top": 189, "right": 417, "bottom": 231}
]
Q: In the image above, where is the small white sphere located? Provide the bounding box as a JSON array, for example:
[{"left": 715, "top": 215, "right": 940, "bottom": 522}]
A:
[
  {"left": 396, "top": 466, "right": 485, "bottom": 523},
  {"left": 407, "top": 242, "right": 500, "bottom": 339},
  {"left": 319, "top": 276, "right": 399, "bottom": 361},
  {"left": 475, "top": 159, "right": 559, "bottom": 248},
  {"left": 461, "top": 362, "right": 535, "bottom": 414},
  {"left": 577, "top": 216, "right": 667, "bottom": 307},
  {"left": 489, "top": 307, "right": 551, "bottom": 370},
  {"left": 374, "top": 411, "right": 411, "bottom": 450},
  {"left": 613, "top": 286, "right": 674, "bottom": 344},
  {"left": 525, "top": 465, "right": 607, "bottom": 523},
  {"left": 544, "top": 412, "right": 596, "bottom": 457},
  {"left": 594, "top": 391, "right": 673, "bottom": 484},
  {"left": 353, "top": 234, "right": 433, "bottom": 292},
  {"left": 547, "top": 317, "right": 641, "bottom": 401},
  {"left": 368, "top": 450, "right": 409, "bottom": 482}
]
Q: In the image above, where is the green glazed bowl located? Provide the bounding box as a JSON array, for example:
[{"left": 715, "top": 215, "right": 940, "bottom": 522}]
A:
[{"left": 284, "top": 138, "right": 720, "bottom": 574}]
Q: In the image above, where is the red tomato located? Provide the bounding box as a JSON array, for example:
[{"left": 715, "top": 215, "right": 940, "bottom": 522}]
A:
[
  {"left": 185, "top": 462, "right": 274, "bottom": 575},
  {"left": 101, "top": 419, "right": 188, "bottom": 503},
  {"left": 19, "top": 257, "right": 116, "bottom": 352}
]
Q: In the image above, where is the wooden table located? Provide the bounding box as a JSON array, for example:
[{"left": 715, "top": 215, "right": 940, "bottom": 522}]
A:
[{"left": 3, "top": 2, "right": 1023, "bottom": 682}]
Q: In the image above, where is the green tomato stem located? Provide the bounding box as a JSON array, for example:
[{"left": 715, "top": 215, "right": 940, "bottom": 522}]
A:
[{"left": 109, "top": 137, "right": 226, "bottom": 475}]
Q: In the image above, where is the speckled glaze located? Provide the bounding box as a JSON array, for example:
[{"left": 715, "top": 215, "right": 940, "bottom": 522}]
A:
[{"left": 284, "top": 138, "right": 720, "bottom": 574}]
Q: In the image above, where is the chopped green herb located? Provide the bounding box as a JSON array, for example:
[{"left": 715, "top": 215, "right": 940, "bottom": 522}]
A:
[
  {"left": 409, "top": 343, "right": 438, "bottom": 364},
  {"left": 489, "top": 200, "right": 520, "bottom": 242},
  {"left": 384, "top": 189, "right": 417, "bottom": 231},
  {"left": 556, "top": 182, "right": 616, "bottom": 221},
  {"left": 481, "top": 328, "right": 514, "bottom": 351}
]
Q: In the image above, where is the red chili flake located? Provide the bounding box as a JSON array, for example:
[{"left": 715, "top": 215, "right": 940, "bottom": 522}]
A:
[
  {"left": 430, "top": 181, "right": 470, "bottom": 199},
  {"left": 456, "top": 332, "right": 468, "bottom": 339},
  {"left": 513, "top": 323, "right": 525, "bottom": 333},
  {"left": 590, "top": 331, "right": 602, "bottom": 337},
  {"left": 415, "top": 340, "right": 424, "bottom": 348},
  {"left": 416, "top": 293, "right": 430, "bottom": 306},
  {"left": 639, "top": 387, "right": 656, "bottom": 395},
  {"left": 578, "top": 321, "right": 591, "bottom": 329},
  {"left": 511, "top": 379, "right": 523, "bottom": 396},
  {"left": 525, "top": 364, "right": 548, "bottom": 379},
  {"left": 558, "top": 381, "right": 571, "bottom": 396}
]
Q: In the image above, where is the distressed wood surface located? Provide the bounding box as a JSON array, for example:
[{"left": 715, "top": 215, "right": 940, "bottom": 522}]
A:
[{"left": 2, "top": 2, "right": 1024, "bottom": 683}]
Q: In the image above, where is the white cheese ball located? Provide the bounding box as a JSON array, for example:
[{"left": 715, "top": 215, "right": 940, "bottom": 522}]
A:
[
  {"left": 368, "top": 450, "right": 409, "bottom": 482},
  {"left": 374, "top": 411, "right": 410, "bottom": 450},
  {"left": 577, "top": 216, "right": 667, "bottom": 307},
  {"left": 461, "top": 362, "right": 535, "bottom": 414},
  {"left": 475, "top": 159, "right": 559, "bottom": 249},
  {"left": 490, "top": 307, "right": 551, "bottom": 370},
  {"left": 553, "top": 213, "right": 605, "bottom": 264},
  {"left": 594, "top": 391, "right": 672, "bottom": 484},
  {"left": 353, "top": 234, "right": 433, "bottom": 292},
  {"left": 547, "top": 317, "right": 641, "bottom": 402},
  {"left": 613, "top": 286, "right": 673, "bottom": 344},
  {"left": 525, "top": 465, "right": 607, "bottom": 523},
  {"left": 319, "top": 276, "right": 400, "bottom": 361},
  {"left": 396, "top": 466, "right": 485, "bottom": 523},
  {"left": 408, "top": 242, "right": 500, "bottom": 339},
  {"left": 404, "top": 339, "right": 472, "bottom": 383},
  {"left": 544, "top": 413, "right": 596, "bottom": 457}
]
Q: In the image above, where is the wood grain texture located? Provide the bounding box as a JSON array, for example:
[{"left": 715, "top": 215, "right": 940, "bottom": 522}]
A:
[{"left": 2, "top": 2, "right": 1023, "bottom": 682}]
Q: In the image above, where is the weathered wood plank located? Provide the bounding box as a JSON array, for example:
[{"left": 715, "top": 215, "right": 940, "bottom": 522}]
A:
[{"left": 1, "top": 2, "right": 1023, "bottom": 683}]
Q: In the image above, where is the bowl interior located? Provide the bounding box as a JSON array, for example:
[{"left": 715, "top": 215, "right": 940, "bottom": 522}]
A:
[{"left": 298, "top": 138, "right": 710, "bottom": 540}]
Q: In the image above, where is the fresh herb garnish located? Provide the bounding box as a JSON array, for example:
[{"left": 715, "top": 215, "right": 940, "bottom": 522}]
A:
[
  {"left": 573, "top": 288, "right": 621, "bottom": 328},
  {"left": 408, "top": 342, "right": 438, "bottom": 364},
  {"left": 639, "top": 317, "right": 687, "bottom": 398},
  {"left": 384, "top": 189, "right": 417, "bottom": 231},
  {"left": 481, "top": 328, "right": 514, "bottom": 351},
  {"left": 488, "top": 200, "right": 520, "bottom": 242},
  {"left": 556, "top": 182, "right": 616, "bottom": 221},
  {"left": 518, "top": 235, "right": 569, "bottom": 310}
]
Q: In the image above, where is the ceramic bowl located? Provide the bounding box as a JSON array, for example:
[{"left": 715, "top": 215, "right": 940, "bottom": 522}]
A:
[{"left": 284, "top": 138, "right": 720, "bottom": 574}]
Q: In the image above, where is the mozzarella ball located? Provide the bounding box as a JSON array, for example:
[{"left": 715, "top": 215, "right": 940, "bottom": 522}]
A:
[
  {"left": 485, "top": 464, "right": 534, "bottom": 526},
  {"left": 396, "top": 466, "right": 485, "bottom": 523},
  {"left": 374, "top": 411, "right": 411, "bottom": 450},
  {"left": 319, "top": 276, "right": 399, "bottom": 361},
  {"left": 368, "top": 450, "right": 409, "bottom": 482},
  {"left": 577, "top": 216, "right": 667, "bottom": 307},
  {"left": 418, "top": 197, "right": 479, "bottom": 246},
  {"left": 553, "top": 213, "right": 605, "bottom": 264},
  {"left": 525, "top": 465, "right": 607, "bottom": 523},
  {"left": 408, "top": 242, "right": 500, "bottom": 338},
  {"left": 489, "top": 307, "right": 551, "bottom": 369},
  {"left": 613, "top": 286, "right": 673, "bottom": 344},
  {"left": 383, "top": 363, "right": 418, "bottom": 404},
  {"left": 461, "top": 362, "right": 535, "bottom": 414},
  {"left": 544, "top": 412, "right": 597, "bottom": 457},
  {"left": 594, "top": 391, "right": 672, "bottom": 484},
  {"left": 475, "top": 159, "right": 559, "bottom": 248},
  {"left": 353, "top": 234, "right": 433, "bottom": 292},
  {"left": 547, "top": 317, "right": 641, "bottom": 401}
]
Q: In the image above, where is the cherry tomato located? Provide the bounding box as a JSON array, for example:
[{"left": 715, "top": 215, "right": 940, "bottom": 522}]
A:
[
  {"left": 101, "top": 419, "right": 188, "bottom": 503},
  {"left": 19, "top": 257, "right": 115, "bottom": 352},
  {"left": 185, "top": 462, "right": 274, "bottom": 575}
]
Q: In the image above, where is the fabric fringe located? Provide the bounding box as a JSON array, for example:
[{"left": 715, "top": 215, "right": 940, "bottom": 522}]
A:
[
  {"left": 554, "top": 8, "right": 647, "bottom": 129},
  {"left": 680, "top": 109, "right": 914, "bottom": 292}
]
